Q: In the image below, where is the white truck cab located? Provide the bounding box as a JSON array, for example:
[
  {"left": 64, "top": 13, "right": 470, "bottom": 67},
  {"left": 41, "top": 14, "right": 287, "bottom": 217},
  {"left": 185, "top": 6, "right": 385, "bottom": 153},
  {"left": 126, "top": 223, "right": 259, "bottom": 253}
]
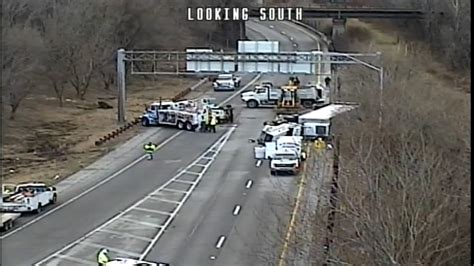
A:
[
  {"left": 213, "top": 73, "right": 241, "bottom": 91},
  {"left": 270, "top": 149, "right": 301, "bottom": 175},
  {"left": 241, "top": 83, "right": 325, "bottom": 109},
  {"left": 253, "top": 123, "right": 303, "bottom": 160}
]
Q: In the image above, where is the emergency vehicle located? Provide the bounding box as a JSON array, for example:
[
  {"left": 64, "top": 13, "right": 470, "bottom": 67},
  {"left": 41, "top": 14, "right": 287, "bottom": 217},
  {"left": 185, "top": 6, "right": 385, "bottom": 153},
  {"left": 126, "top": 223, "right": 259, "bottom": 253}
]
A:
[
  {"left": 140, "top": 98, "right": 230, "bottom": 130},
  {"left": 251, "top": 123, "right": 306, "bottom": 176}
]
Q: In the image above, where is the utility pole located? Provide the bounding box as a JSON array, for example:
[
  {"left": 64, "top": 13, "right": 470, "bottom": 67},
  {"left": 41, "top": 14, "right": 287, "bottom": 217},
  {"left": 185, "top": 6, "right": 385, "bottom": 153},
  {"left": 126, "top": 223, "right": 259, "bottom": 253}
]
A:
[{"left": 117, "top": 49, "right": 126, "bottom": 123}]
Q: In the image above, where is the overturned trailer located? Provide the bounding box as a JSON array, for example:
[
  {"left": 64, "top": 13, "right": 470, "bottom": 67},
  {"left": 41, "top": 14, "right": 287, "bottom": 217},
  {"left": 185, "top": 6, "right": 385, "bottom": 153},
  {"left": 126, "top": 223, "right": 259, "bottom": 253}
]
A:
[{"left": 298, "top": 102, "right": 358, "bottom": 140}]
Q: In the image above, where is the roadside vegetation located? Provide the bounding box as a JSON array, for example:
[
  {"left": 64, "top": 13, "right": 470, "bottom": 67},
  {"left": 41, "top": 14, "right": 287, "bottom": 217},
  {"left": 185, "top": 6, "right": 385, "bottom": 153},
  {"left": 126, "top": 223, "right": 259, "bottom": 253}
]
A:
[
  {"left": 328, "top": 19, "right": 470, "bottom": 264},
  {"left": 1, "top": 0, "right": 241, "bottom": 184},
  {"left": 274, "top": 1, "right": 471, "bottom": 265}
]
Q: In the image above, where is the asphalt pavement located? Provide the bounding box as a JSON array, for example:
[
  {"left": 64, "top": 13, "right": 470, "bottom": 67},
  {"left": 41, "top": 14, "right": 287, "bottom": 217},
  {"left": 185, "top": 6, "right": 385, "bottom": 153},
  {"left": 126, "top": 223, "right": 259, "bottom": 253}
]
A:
[
  {"left": 144, "top": 21, "right": 327, "bottom": 266},
  {"left": 1, "top": 74, "right": 259, "bottom": 266},
  {"left": 1, "top": 19, "right": 328, "bottom": 266}
]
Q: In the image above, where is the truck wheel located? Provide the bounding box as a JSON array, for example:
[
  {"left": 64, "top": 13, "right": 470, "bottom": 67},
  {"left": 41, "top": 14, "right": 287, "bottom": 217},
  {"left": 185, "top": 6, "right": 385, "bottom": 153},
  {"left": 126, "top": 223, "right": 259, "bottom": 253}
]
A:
[
  {"left": 50, "top": 194, "right": 57, "bottom": 204},
  {"left": 247, "top": 100, "right": 258, "bottom": 108},
  {"left": 177, "top": 121, "right": 184, "bottom": 130},
  {"left": 141, "top": 118, "right": 150, "bottom": 127},
  {"left": 4, "top": 221, "right": 11, "bottom": 231},
  {"left": 185, "top": 122, "right": 194, "bottom": 131},
  {"left": 270, "top": 170, "right": 276, "bottom": 176},
  {"left": 302, "top": 100, "right": 314, "bottom": 109},
  {"left": 35, "top": 204, "right": 42, "bottom": 214}
]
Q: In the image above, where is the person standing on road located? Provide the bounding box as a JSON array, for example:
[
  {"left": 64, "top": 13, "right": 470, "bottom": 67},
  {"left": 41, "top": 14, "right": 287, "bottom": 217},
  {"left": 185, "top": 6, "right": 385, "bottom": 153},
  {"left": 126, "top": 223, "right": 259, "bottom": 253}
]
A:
[
  {"left": 143, "top": 142, "right": 158, "bottom": 160},
  {"left": 209, "top": 114, "right": 217, "bottom": 133},
  {"left": 226, "top": 105, "right": 234, "bottom": 123},
  {"left": 204, "top": 110, "right": 210, "bottom": 132},
  {"left": 97, "top": 248, "right": 110, "bottom": 266},
  {"left": 199, "top": 113, "right": 206, "bottom": 132}
]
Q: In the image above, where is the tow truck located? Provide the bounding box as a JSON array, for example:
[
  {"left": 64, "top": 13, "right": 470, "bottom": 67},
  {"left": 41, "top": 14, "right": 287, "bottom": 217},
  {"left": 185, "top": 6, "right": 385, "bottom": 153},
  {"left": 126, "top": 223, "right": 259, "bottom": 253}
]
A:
[
  {"left": 141, "top": 98, "right": 233, "bottom": 130},
  {"left": 140, "top": 100, "right": 199, "bottom": 131},
  {"left": 240, "top": 81, "right": 325, "bottom": 109},
  {"left": 1, "top": 182, "right": 57, "bottom": 214},
  {"left": 213, "top": 73, "right": 241, "bottom": 91}
]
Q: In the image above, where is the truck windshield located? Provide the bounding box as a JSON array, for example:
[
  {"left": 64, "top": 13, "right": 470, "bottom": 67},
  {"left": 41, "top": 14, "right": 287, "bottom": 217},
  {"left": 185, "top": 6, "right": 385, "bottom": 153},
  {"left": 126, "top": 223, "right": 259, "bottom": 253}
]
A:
[
  {"left": 206, "top": 99, "right": 217, "bottom": 105},
  {"left": 218, "top": 75, "right": 232, "bottom": 80},
  {"left": 274, "top": 154, "right": 296, "bottom": 160},
  {"left": 258, "top": 132, "right": 273, "bottom": 144}
]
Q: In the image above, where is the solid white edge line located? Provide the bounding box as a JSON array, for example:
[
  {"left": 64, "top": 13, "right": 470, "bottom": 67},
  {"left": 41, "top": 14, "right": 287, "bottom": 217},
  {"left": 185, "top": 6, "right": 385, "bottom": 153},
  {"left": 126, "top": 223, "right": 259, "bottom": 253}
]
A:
[
  {"left": 133, "top": 207, "right": 173, "bottom": 216},
  {"left": 80, "top": 241, "right": 142, "bottom": 257},
  {"left": 183, "top": 171, "right": 201, "bottom": 176},
  {"left": 139, "top": 127, "right": 236, "bottom": 260},
  {"left": 118, "top": 217, "right": 163, "bottom": 228},
  {"left": 219, "top": 74, "right": 262, "bottom": 106},
  {"left": 161, "top": 188, "right": 189, "bottom": 194},
  {"left": 34, "top": 127, "right": 237, "bottom": 265},
  {"left": 55, "top": 254, "right": 96, "bottom": 265},
  {"left": 216, "top": 235, "right": 227, "bottom": 249},
  {"left": 3, "top": 74, "right": 258, "bottom": 239},
  {"left": 232, "top": 205, "right": 241, "bottom": 216},
  {"left": 284, "top": 21, "right": 323, "bottom": 83},
  {"left": 97, "top": 228, "right": 153, "bottom": 242},
  {"left": 0, "top": 130, "right": 182, "bottom": 240}
]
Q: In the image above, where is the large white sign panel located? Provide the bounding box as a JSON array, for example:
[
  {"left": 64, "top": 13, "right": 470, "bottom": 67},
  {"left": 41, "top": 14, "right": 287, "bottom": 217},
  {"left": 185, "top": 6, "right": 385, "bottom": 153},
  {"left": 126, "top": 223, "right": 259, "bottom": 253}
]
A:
[{"left": 186, "top": 49, "right": 234, "bottom": 72}]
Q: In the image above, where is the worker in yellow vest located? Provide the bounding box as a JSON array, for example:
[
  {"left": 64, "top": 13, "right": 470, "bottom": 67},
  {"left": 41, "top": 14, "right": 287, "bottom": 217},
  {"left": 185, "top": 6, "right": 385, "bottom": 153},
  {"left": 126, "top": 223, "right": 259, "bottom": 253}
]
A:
[
  {"left": 97, "top": 248, "right": 110, "bottom": 266},
  {"left": 314, "top": 137, "right": 326, "bottom": 151},
  {"left": 209, "top": 114, "right": 217, "bottom": 133}
]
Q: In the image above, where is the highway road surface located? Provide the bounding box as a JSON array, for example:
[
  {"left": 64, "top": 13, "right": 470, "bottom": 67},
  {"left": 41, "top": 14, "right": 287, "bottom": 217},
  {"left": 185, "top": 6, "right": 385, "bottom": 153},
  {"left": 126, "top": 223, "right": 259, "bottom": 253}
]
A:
[
  {"left": 1, "top": 74, "right": 258, "bottom": 266},
  {"left": 145, "top": 21, "right": 330, "bottom": 266},
  {"left": 1, "top": 19, "right": 330, "bottom": 266}
]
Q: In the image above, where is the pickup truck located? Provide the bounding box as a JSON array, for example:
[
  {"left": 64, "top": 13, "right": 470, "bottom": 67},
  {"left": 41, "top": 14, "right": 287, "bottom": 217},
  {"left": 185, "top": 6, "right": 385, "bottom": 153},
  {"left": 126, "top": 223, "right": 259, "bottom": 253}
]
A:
[
  {"left": 270, "top": 150, "right": 301, "bottom": 175},
  {"left": 1, "top": 213, "right": 21, "bottom": 232},
  {"left": 241, "top": 83, "right": 325, "bottom": 109},
  {"left": 1, "top": 182, "right": 57, "bottom": 214},
  {"left": 213, "top": 74, "right": 241, "bottom": 91}
]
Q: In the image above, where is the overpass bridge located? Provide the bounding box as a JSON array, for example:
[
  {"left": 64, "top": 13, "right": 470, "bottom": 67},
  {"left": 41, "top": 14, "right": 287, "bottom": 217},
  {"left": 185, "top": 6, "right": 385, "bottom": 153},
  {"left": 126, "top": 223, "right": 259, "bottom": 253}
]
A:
[
  {"left": 240, "top": 7, "right": 439, "bottom": 43},
  {"left": 248, "top": 7, "right": 428, "bottom": 19}
]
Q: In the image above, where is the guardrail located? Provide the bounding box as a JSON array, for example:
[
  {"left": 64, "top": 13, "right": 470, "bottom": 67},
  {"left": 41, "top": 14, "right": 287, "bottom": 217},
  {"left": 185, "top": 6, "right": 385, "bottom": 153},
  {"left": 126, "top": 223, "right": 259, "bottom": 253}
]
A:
[
  {"left": 291, "top": 19, "right": 332, "bottom": 47},
  {"left": 94, "top": 78, "right": 208, "bottom": 146}
]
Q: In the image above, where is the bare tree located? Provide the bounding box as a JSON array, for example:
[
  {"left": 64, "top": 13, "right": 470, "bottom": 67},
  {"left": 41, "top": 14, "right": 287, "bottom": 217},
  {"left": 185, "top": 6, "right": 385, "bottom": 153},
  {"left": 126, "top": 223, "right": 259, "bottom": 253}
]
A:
[
  {"left": 323, "top": 47, "right": 471, "bottom": 265},
  {"left": 1, "top": 24, "right": 44, "bottom": 119}
]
